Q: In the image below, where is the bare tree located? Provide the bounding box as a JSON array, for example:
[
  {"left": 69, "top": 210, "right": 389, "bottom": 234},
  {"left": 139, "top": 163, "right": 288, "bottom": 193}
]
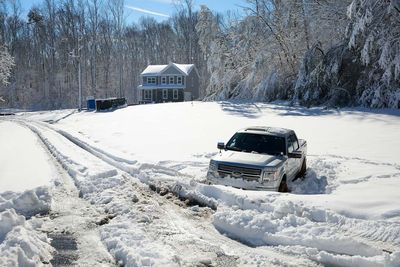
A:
[{"left": 108, "top": 0, "right": 124, "bottom": 97}]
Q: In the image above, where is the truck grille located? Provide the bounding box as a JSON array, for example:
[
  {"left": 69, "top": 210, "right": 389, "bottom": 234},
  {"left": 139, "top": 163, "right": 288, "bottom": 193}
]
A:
[{"left": 218, "top": 164, "right": 262, "bottom": 181}]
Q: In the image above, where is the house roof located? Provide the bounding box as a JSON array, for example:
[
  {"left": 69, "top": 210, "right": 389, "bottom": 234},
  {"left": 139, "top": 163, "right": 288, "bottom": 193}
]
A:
[
  {"left": 141, "top": 65, "right": 168, "bottom": 75},
  {"left": 141, "top": 62, "right": 196, "bottom": 76}
]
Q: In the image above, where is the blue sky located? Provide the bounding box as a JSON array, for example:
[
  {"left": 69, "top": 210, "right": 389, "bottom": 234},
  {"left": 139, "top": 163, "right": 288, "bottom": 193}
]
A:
[
  {"left": 125, "top": 0, "right": 244, "bottom": 22},
  {"left": 19, "top": 0, "right": 245, "bottom": 24}
]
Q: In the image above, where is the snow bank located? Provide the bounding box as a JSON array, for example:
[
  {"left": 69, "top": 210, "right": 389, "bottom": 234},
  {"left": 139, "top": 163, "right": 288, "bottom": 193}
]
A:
[
  {"left": 0, "top": 209, "right": 54, "bottom": 266},
  {"left": 0, "top": 187, "right": 51, "bottom": 218},
  {"left": 214, "top": 206, "right": 377, "bottom": 255},
  {"left": 171, "top": 182, "right": 218, "bottom": 210},
  {"left": 0, "top": 209, "right": 25, "bottom": 242},
  {"left": 171, "top": 179, "right": 400, "bottom": 266},
  {"left": 212, "top": 202, "right": 400, "bottom": 267},
  {"left": 282, "top": 246, "right": 400, "bottom": 267}
]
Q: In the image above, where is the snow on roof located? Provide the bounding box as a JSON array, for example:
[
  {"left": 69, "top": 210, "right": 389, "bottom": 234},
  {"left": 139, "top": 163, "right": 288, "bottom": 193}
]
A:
[
  {"left": 141, "top": 65, "right": 168, "bottom": 75},
  {"left": 172, "top": 64, "right": 194, "bottom": 75},
  {"left": 240, "top": 126, "right": 293, "bottom": 137},
  {"left": 141, "top": 63, "right": 195, "bottom": 76}
]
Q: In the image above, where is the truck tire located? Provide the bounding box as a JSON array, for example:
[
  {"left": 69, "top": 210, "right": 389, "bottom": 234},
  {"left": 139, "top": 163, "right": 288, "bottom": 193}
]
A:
[
  {"left": 297, "top": 157, "right": 307, "bottom": 178},
  {"left": 278, "top": 176, "right": 289, "bottom": 193}
]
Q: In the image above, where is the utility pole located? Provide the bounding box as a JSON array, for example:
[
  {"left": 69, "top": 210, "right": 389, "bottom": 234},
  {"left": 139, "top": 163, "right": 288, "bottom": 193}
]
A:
[
  {"left": 69, "top": 39, "right": 83, "bottom": 111},
  {"left": 78, "top": 57, "right": 82, "bottom": 110}
]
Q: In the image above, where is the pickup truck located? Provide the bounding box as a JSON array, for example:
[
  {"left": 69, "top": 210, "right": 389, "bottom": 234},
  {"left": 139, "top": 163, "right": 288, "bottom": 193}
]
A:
[{"left": 207, "top": 127, "right": 307, "bottom": 192}]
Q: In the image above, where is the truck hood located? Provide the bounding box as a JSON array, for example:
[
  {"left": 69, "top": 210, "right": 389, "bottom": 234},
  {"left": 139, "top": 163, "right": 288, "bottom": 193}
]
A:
[{"left": 214, "top": 150, "right": 284, "bottom": 168}]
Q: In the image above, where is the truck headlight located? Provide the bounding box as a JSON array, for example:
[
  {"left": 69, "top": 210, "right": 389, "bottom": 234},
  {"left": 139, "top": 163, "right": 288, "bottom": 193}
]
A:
[
  {"left": 262, "top": 170, "right": 279, "bottom": 181},
  {"left": 209, "top": 160, "right": 218, "bottom": 172}
]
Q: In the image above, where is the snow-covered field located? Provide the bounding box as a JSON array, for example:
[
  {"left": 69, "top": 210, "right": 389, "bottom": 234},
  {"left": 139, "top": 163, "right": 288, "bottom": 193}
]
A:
[
  {"left": 2, "top": 101, "right": 400, "bottom": 266},
  {"left": 0, "top": 121, "right": 55, "bottom": 192}
]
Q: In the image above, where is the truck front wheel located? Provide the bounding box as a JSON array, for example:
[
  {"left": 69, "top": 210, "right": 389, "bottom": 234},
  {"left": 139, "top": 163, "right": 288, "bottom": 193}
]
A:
[
  {"left": 297, "top": 157, "right": 307, "bottom": 178},
  {"left": 278, "top": 176, "right": 289, "bottom": 193}
]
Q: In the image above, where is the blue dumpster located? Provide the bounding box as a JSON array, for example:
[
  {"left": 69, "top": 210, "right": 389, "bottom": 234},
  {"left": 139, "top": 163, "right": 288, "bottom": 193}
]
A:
[{"left": 86, "top": 96, "right": 96, "bottom": 110}]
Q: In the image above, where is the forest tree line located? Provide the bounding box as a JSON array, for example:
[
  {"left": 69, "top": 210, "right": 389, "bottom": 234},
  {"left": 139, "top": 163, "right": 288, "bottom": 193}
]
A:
[
  {"left": 0, "top": 0, "right": 399, "bottom": 109},
  {"left": 0, "top": 0, "right": 204, "bottom": 109}
]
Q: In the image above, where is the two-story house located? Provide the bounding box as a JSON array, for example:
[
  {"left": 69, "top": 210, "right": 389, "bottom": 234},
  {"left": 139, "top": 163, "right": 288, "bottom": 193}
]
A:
[{"left": 137, "top": 62, "right": 200, "bottom": 104}]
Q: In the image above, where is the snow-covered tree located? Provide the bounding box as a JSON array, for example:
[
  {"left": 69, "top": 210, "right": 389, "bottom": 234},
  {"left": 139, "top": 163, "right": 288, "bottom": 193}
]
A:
[
  {"left": 0, "top": 45, "right": 14, "bottom": 85},
  {"left": 196, "top": 5, "right": 225, "bottom": 98},
  {"left": 199, "top": 0, "right": 352, "bottom": 103},
  {"left": 348, "top": 0, "right": 400, "bottom": 108},
  {"left": 1, "top": 0, "right": 398, "bottom": 109},
  {"left": 196, "top": 5, "right": 218, "bottom": 59},
  {"left": 294, "top": 0, "right": 400, "bottom": 108}
]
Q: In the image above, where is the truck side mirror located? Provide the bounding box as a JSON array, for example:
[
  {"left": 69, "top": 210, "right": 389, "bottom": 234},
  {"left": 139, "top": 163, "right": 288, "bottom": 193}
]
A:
[
  {"left": 288, "top": 152, "right": 302, "bottom": 158},
  {"left": 217, "top": 142, "right": 225, "bottom": 150}
]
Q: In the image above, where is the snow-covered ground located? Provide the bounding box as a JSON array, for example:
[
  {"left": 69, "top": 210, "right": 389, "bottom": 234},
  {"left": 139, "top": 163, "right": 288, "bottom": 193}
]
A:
[
  {"left": 0, "top": 121, "right": 55, "bottom": 192},
  {"left": 3, "top": 101, "right": 400, "bottom": 266}
]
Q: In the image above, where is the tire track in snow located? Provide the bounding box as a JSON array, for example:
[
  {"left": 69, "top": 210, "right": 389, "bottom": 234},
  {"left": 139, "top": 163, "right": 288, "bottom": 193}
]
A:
[
  {"left": 10, "top": 119, "right": 117, "bottom": 266},
  {"left": 310, "top": 154, "right": 400, "bottom": 170}
]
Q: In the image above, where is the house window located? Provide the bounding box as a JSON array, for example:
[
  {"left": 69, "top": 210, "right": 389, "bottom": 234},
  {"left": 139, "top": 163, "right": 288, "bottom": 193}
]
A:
[
  {"left": 177, "top": 76, "right": 182, "bottom": 85},
  {"left": 147, "top": 77, "right": 156, "bottom": 84},
  {"left": 173, "top": 89, "right": 179, "bottom": 100},
  {"left": 162, "top": 89, "right": 168, "bottom": 99},
  {"left": 169, "top": 76, "right": 174, "bottom": 84},
  {"left": 143, "top": 90, "right": 151, "bottom": 100},
  {"left": 161, "top": 76, "right": 167, "bottom": 84}
]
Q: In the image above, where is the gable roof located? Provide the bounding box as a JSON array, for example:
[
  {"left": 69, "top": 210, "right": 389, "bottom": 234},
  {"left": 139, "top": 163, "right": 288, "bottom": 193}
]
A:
[
  {"left": 141, "top": 62, "right": 196, "bottom": 76},
  {"left": 141, "top": 65, "right": 167, "bottom": 76}
]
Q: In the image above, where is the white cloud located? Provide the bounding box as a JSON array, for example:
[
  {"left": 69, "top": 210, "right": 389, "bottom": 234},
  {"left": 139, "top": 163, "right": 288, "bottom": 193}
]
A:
[{"left": 125, "top": 5, "right": 170, "bottom": 18}]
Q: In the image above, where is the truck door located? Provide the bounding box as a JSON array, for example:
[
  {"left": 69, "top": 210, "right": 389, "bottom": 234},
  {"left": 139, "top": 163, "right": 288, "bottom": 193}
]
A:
[{"left": 287, "top": 134, "right": 300, "bottom": 180}]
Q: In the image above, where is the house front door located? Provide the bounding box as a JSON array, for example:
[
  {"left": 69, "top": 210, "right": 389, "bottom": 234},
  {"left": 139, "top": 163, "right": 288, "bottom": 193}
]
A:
[{"left": 184, "top": 92, "right": 192, "bottom": 101}]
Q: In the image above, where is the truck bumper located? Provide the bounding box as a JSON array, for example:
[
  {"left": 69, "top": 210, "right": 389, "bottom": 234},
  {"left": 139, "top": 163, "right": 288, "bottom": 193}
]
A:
[{"left": 207, "top": 172, "right": 280, "bottom": 191}]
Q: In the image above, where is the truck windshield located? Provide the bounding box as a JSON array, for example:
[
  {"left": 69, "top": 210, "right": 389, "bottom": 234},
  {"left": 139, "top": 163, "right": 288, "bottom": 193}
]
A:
[{"left": 226, "top": 133, "right": 286, "bottom": 155}]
